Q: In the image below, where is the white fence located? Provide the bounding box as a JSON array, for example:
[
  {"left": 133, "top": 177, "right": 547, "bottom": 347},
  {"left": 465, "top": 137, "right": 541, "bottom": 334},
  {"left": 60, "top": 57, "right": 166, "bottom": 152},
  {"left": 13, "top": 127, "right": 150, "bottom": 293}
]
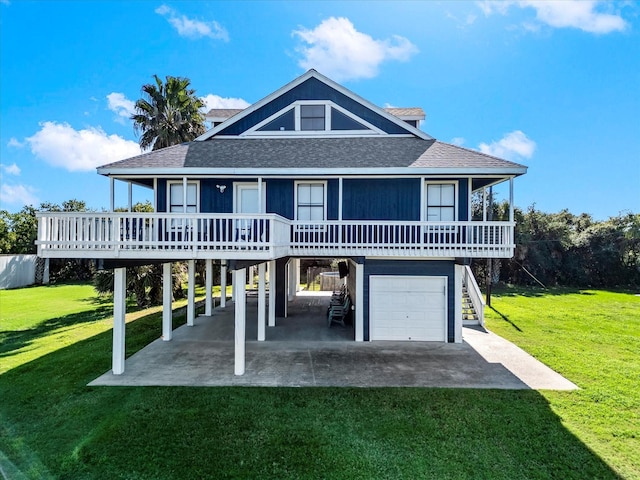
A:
[{"left": 0, "top": 255, "right": 49, "bottom": 290}]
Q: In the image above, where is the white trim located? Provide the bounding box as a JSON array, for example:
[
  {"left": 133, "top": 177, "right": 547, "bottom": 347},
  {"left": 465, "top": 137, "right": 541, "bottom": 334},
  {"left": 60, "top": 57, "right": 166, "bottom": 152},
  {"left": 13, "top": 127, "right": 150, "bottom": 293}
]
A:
[
  {"left": 100, "top": 166, "right": 527, "bottom": 176},
  {"left": 424, "top": 180, "right": 459, "bottom": 222},
  {"left": 167, "top": 180, "right": 200, "bottom": 213},
  {"left": 294, "top": 180, "right": 327, "bottom": 221},
  {"left": 241, "top": 100, "right": 387, "bottom": 137},
  {"left": 196, "top": 70, "right": 432, "bottom": 141}
]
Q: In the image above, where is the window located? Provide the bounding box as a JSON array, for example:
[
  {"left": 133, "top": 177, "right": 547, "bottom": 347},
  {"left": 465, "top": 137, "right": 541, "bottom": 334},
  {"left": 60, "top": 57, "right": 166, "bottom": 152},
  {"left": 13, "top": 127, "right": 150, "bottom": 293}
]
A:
[
  {"left": 169, "top": 181, "right": 198, "bottom": 213},
  {"left": 300, "top": 105, "right": 326, "bottom": 131},
  {"left": 296, "top": 182, "right": 325, "bottom": 221},
  {"left": 426, "top": 183, "right": 455, "bottom": 221}
]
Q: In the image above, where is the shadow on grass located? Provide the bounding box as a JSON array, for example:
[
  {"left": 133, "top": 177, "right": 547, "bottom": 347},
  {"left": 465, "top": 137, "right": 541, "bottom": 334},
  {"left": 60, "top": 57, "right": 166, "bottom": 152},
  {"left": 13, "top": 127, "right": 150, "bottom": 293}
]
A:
[
  {"left": 489, "top": 306, "right": 523, "bottom": 332},
  {"left": 491, "top": 285, "right": 588, "bottom": 298},
  {"left": 0, "top": 310, "right": 625, "bottom": 479},
  {"left": 0, "top": 306, "right": 114, "bottom": 359}
]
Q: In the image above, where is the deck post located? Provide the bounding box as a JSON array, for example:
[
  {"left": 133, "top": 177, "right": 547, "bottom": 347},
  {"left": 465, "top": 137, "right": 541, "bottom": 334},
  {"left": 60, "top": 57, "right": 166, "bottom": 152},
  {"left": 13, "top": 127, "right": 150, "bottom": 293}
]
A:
[
  {"left": 205, "top": 259, "right": 213, "bottom": 316},
  {"left": 112, "top": 267, "right": 126, "bottom": 375},
  {"left": 268, "top": 260, "right": 276, "bottom": 327},
  {"left": 355, "top": 262, "right": 364, "bottom": 342},
  {"left": 220, "top": 260, "right": 227, "bottom": 307},
  {"left": 162, "top": 262, "right": 173, "bottom": 341},
  {"left": 288, "top": 259, "right": 296, "bottom": 301},
  {"left": 187, "top": 260, "right": 195, "bottom": 326},
  {"left": 234, "top": 269, "right": 246, "bottom": 375},
  {"left": 258, "top": 262, "right": 266, "bottom": 341},
  {"left": 454, "top": 265, "right": 463, "bottom": 343}
]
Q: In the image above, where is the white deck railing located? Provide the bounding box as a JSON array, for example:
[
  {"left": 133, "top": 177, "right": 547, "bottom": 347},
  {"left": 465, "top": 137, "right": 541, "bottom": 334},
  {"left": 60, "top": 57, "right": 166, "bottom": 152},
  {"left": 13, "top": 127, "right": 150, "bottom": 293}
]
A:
[{"left": 36, "top": 212, "right": 515, "bottom": 260}]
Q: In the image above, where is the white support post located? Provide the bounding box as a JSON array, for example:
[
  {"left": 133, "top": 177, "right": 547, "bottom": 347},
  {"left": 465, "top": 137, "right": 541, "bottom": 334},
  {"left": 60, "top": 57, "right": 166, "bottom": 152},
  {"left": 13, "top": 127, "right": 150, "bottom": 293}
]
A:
[
  {"left": 205, "top": 259, "right": 213, "bottom": 316},
  {"left": 234, "top": 269, "right": 246, "bottom": 375},
  {"left": 338, "top": 177, "right": 343, "bottom": 221},
  {"left": 482, "top": 187, "right": 487, "bottom": 222},
  {"left": 258, "top": 263, "right": 266, "bottom": 341},
  {"left": 112, "top": 267, "right": 126, "bottom": 375},
  {"left": 127, "top": 182, "right": 132, "bottom": 212},
  {"left": 220, "top": 261, "right": 227, "bottom": 308},
  {"left": 153, "top": 178, "right": 158, "bottom": 211},
  {"left": 288, "top": 260, "right": 296, "bottom": 301},
  {"left": 355, "top": 262, "right": 364, "bottom": 342},
  {"left": 454, "top": 265, "right": 463, "bottom": 343},
  {"left": 162, "top": 262, "right": 173, "bottom": 341},
  {"left": 509, "top": 177, "right": 514, "bottom": 223},
  {"left": 109, "top": 177, "right": 115, "bottom": 212},
  {"left": 187, "top": 260, "right": 195, "bottom": 326},
  {"left": 231, "top": 267, "right": 236, "bottom": 302},
  {"left": 268, "top": 260, "right": 276, "bottom": 327}
]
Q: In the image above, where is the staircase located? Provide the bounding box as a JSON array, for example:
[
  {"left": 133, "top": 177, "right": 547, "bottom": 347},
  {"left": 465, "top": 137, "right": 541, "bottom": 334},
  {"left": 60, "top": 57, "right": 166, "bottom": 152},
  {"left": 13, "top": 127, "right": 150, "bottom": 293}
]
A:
[
  {"left": 461, "top": 265, "right": 485, "bottom": 327},
  {"left": 462, "top": 286, "right": 480, "bottom": 326}
]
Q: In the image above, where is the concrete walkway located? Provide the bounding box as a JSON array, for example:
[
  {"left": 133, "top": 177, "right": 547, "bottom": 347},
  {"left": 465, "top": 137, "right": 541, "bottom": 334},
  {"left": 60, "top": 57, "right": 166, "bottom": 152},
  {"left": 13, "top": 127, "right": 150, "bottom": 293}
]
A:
[{"left": 89, "top": 292, "right": 577, "bottom": 390}]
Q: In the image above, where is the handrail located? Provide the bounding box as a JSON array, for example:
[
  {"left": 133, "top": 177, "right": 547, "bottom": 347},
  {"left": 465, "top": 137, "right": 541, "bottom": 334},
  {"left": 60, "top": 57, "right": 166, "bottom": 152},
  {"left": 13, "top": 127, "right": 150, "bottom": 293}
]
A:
[
  {"left": 35, "top": 212, "right": 515, "bottom": 261},
  {"left": 462, "top": 265, "right": 485, "bottom": 326}
]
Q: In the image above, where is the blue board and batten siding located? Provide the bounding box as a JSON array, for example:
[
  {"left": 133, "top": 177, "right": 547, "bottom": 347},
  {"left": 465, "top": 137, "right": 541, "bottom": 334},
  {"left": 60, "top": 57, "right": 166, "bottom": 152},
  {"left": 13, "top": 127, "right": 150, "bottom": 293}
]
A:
[
  {"left": 157, "top": 176, "right": 469, "bottom": 222},
  {"left": 218, "top": 77, "right": 411, "bottom": 136},
  {"left": 362, "top": 259, "right": 456, "bottom": 342}
]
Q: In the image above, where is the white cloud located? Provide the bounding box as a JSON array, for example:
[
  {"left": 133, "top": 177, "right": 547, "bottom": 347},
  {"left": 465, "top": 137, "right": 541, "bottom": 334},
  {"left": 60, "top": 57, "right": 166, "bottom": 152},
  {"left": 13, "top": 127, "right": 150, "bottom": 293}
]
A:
[
  {"left": 0, "top": 184, "right": 39, "bottom": 207},
  {"left": 26, "top": 121, "right": 141, "bottom": 172},
  {"left": 201, "top": 94, "right": 250, "bottom": 111},
  {"left": 479, "top": 130, "right": 536, "bottom": 160},
  {"left": 293, "top": 17, "right": 418, "bottom": 81},
  {"left": 1, "top": 163, "right": 21, "bottom": 175},
  {"left": 451, "top": 137, "right": 466, "bottom": 146},
  {"left": 155, "top": 4, "right": 229, "bottom": 41},
  {"left": 7, "top": 137, "right": 24, "bottom": 148},
  {"left": 107, "top": 92, "right": 136, "bottom": 123},
  {"left": 477, "top": 1, "right": 628, "bottom": 34}
]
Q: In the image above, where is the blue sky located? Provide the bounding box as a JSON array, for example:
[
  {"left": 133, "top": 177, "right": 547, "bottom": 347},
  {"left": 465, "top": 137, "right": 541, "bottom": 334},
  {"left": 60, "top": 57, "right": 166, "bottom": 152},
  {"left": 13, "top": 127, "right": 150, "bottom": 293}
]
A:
[{"left": 1, "top": 0, "right": 638, "bottom": 219}]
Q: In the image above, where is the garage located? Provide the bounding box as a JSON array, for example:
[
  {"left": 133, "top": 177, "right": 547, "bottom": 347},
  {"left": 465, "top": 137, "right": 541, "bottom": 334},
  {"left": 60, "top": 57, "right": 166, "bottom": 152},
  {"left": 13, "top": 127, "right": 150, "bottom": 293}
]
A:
[{"left": 369, "top": 275, "right": 447, "bottom": 341}]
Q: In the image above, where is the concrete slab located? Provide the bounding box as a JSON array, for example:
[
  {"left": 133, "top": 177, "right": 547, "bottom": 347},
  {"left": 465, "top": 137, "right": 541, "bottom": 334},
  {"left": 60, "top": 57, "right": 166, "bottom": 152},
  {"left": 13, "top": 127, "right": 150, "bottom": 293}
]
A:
[{"left": 89, "top": 292, "right": 577, "bottom": 390}]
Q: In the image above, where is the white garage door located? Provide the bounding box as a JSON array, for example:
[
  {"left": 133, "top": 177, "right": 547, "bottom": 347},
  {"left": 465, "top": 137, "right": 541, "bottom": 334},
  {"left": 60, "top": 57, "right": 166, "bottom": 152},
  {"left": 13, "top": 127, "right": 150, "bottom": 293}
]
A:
[{"left": 370, "top": 276, "right": 447, "bottom": 341}]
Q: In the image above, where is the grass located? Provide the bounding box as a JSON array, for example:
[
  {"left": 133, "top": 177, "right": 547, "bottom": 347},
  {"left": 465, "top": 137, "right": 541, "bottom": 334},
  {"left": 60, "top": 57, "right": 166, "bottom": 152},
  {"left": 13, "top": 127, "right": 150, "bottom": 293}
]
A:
[
  {"left": 0, "top": 283, "right": 638, "bottom": 479},
  {"left": 484, "top": 286, "right": 640, "bottom": 479}
]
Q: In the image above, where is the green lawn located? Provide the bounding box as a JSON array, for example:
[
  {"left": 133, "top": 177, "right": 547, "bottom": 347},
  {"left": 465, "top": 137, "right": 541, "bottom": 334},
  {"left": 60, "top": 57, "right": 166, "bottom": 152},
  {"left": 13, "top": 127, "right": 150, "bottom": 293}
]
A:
[{"left": 0, "top": 284, "right": 638, "bottom": 479}]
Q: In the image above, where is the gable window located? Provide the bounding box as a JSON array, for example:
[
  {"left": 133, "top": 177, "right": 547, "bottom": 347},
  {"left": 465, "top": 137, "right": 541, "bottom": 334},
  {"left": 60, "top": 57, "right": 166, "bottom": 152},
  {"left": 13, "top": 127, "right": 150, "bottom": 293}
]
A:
[
  {"left": 296, "top": 182, "right": 326, "bottom": 221},
  {"left": 168, "top": 181, "right": 199, "bottom": 213},
  {"left": 426, "top": 183, "right": 455, "bottom": 221},
  {"left": 300, "top": 105, "right": 326, "bottom": 131}
]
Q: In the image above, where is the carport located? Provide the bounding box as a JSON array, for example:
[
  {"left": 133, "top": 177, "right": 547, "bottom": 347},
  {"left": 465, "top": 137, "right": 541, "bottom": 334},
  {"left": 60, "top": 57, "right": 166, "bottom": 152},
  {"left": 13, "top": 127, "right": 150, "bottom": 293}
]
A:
[{"left": 90, "top": 292, "right": 577, "bottom": 390}]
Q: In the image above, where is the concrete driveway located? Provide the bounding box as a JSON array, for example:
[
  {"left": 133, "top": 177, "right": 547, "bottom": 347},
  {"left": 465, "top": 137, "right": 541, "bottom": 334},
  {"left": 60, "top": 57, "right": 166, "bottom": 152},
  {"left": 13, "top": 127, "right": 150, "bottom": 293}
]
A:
[{"left": 90, "top": 292, "right": 577, "bottom": 390}]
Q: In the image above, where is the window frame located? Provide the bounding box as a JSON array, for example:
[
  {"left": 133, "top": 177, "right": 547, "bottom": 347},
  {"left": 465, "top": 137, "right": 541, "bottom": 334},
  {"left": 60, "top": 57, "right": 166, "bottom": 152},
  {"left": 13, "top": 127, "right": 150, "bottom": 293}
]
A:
[
  {"left": 424, "top": 181, "right": 458, "bottom": 223},
  {"left": 167, "top": 180, "right": 200, "bottom": 213},
  {"left": 294, "top": 181, "right": 327, "bottom": 227}
]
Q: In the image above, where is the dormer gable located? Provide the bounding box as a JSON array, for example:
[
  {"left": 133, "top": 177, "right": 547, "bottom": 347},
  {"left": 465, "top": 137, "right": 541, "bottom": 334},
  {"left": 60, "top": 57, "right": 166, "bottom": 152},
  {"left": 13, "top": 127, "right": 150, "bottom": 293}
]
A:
[{"left": 197, "top": 70, "right": 432, "bottom": 141}]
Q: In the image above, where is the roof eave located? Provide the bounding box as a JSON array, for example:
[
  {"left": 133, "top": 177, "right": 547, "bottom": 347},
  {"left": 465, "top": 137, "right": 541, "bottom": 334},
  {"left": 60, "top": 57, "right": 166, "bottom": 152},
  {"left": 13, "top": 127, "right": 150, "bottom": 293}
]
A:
[{"left": 97, "top": 166, "right": 528, "bottom": 177}]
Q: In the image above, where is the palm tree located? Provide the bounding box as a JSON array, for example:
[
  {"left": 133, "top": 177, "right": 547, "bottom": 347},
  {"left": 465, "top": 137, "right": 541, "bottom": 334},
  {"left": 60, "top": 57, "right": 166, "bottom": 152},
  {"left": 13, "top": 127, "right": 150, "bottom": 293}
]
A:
[{"left": 131, "top": 75, "right": 206, "bottom": 151}]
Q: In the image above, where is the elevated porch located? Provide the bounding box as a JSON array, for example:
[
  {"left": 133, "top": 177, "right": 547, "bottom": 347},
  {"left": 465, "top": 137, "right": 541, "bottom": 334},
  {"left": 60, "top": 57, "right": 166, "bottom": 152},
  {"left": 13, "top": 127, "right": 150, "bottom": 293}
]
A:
[{"left": 36, "top": 212, "right": 515, "bottom": 260}]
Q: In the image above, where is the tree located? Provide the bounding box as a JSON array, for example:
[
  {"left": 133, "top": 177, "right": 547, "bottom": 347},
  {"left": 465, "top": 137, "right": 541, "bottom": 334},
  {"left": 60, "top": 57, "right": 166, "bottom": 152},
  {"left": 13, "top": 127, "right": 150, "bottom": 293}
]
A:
[{"left": 131, "top": 74, "right": 206, "bottom": 151}]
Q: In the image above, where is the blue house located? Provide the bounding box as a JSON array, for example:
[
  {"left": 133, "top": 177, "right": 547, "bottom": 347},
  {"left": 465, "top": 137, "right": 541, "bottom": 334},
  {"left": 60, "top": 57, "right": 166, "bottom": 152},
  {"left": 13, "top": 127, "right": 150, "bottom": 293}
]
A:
[{"left": 37, "top": 70, "right": 527, "bottom": 376}]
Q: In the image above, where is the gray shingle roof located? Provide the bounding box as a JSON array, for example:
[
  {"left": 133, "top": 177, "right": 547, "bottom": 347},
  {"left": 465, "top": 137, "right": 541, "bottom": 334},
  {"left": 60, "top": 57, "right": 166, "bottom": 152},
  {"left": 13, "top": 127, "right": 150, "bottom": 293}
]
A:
[
  {"left": 384, "top": 107, "right": 425, "bottom": 118},
  {"left": 99, "top": 137, "right": 526, "bottom": 173}
]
